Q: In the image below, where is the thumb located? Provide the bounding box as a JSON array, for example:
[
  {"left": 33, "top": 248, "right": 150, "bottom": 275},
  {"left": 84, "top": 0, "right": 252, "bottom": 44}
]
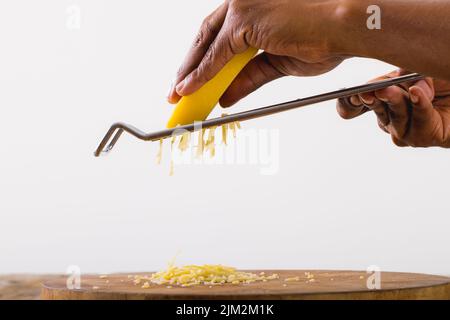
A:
[
  {"left": 409, "top": 84, "right": 435, "bottom": 126},
  {"left": 220, "top": 52, "right": 284, "bottom": 107}
]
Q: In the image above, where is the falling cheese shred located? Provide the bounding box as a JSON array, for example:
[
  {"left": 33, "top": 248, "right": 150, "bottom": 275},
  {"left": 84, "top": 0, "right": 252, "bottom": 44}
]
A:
[
  {"left": 169, "top": 135, "right": 176, "bottom": 176},
  {"left": 140, "top": 264, "right": 279, "bottom": 287},
  {"left": 156, "top": 139, "right": 163, "bottom": 165},
  {"left": 221, "top": 114, "right": 229, "bottom": 145},
  {"left": 222, "top": 124, "right": 228, "bottom": 145},
  {"left": 205, "top": 126, "right": 217, "bottom": 158},
  {"left": 156, "top": 121, "right": 242, "bottom": 175},
  {"left": 178, "top": 132, "right": 191, "bottom": 152},
  {"left": 229, "top": 122, "right": 237, "bottom": 138},
  {"left": 196, "top": 128, "right": 206, "bottom": 158}
]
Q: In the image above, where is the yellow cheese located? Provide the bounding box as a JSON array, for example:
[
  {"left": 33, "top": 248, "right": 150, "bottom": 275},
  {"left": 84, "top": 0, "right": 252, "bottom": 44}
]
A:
[
  {"left": 284, "top": 276, "right": 301, "bottom": 282},
  {"left": 145, "top": 263, "right": 279, "bottom": 287},
  {"left": 196, "top": 128, "right": 206, "bottom": 158},
  {"left": 167, "top": 47, "right": 258, "bottom": 128},
  {"left": 205, "top": 126, "right": 217, "bottom": 157},
  {"left": 156, "top": 139, "right": 163, "bottom": 164},
  {"left": 178, "top": 132, "right": 191, "bottom": 152},
  {"left": 159, "top": 122, "right": 242, "bottom": 175},
  {"left": 222, "top": 123, "right": 228, "bottom": 145},
  {"left": 229, "top": 121, "right": 237, "bottom": 138}
]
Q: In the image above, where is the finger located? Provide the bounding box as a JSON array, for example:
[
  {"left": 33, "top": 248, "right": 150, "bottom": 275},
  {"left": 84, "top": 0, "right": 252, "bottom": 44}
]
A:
[
  {"left": 395, "top": 69, "right": 416, "bottom": 90},
  {"left": 409, "top": 84, "right": 436, "bottom": 131},
  {"left": 336, "top": 95, "right": 368, "bottom": 120},
  {"left": 397, "top": 69, "right": 410, "bottom": 76},
  {"left": 167, "top": 3, "right": 227, "bottom": 104},
  {"left": 359, "top": 92, "right": 390, "bottom": 126},
  {"left": 336, "top": 71, "right": 397, "bottom": 121},
  {"left": 359, "top": 91, "right": 375, "bottom": 106},
  {"left": 396, "top": 69, "right": 435, "bottom": 94},
  {"left": 176, "top": 26, "right": 248, "bottom": 97},
  {"left": 410, "top": 79, "right": 435, "bottom": 101},
  {"left": 219, "top": 53, "right": 284, "bottom": 107},
  {"left": 370, "top": 100, "right": 390, "bottom": 127},
  {"left": 392, "top": 136, "right": 408, "bottom": 147},
  {"left": 350, "top": 95, "right": 362, "bottom": 106},
  {"left": 375, "top": 104, "right": 390, "bottom": 127},
  {"left": 377, "top": 117, "right": 389, "bottom": 133},
  {"left": 374, "top": 85, "right": 411, "bottom": 139}
]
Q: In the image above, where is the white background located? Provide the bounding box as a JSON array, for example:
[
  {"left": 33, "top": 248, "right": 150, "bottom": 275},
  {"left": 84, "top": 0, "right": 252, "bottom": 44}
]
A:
[{"left": 0, "top": 1, "right": 448, "bottom": 275}]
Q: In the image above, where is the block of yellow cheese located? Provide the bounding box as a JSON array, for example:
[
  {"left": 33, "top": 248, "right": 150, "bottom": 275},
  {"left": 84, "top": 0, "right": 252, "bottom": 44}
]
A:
[{"left": 167, "top": 47, "right": 258, "bottom": 128}]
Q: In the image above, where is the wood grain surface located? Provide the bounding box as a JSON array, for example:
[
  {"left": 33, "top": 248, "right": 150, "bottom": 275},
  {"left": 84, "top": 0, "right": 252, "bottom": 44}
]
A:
[
  {"left": 0, "top": 275, "right": 63, "bottom": 300},
  {"left": 41, "top": 270, "right": 450, "bottom": 300}
]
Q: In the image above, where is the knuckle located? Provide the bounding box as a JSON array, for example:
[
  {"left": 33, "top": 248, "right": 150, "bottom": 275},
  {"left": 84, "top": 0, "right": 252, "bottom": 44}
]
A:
[
  {"left": 193, "top": 29, "right": 205, "bottom": 48},
  {"left": 336, "top": 98, "right": 361, "bottom": 119},
  {"left": 185, "top": 72, "right": 193, "bottom": 84},
  {"left": 238, "top": 25, "right": 255, "bottom": 45},
  {"left": 377, "top": 120, "right": 389, "bottom": 133},
  {"left": 227, "top": 1, "right": 247, "bottom": 26},
  {"left": 336, "top": 105, "right": 354, "bottom": 120},
  {"left": 204, "top": 45, "right": 215, "bottom": 63},
  {"left": 197, "top": 45, "right": 221, "bottom": 83},
  {"left": 392, "top": 136, "right": 406, "bottom": 147},
  {"left": 392, "top": 139, "right": 402, "bottom": 147},
  {"left": 194, "top": 17, "right": 215, "bottom": 49},
  {"left": 176, "top": 66, "right": 184, "bottom": 77},
  {"left": 201, "top": 16, "right": 214, "bottom": 34},
  {"left": 194, "top": 65, "right": 209, "bottom": 84},
  {"left": 228, "top": 0, "right": 241, "bottom": 12}
]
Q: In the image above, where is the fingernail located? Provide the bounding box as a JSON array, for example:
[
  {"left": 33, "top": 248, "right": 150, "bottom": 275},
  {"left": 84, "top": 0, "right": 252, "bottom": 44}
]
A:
[
  {"left": 350, "top": 96, "right": 361, "bottom": 106},
  {"left": 166, "top": 80, "right": 175, "bottom": 99},
  {"left": 360, "top": 95, "right": 375, "bottom": 105},
  {"left": 410, "top": 92, "right": 419, "bottom": 104},
  {"left": 176, "top": 79, "right": 186, "bottom": 95}
]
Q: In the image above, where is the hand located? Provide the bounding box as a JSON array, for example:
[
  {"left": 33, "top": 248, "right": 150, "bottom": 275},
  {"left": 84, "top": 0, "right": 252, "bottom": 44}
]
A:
[
  {"left": 336, "top": 70, "right": 450, "bottom": 148},
  {"left": 168, "top": 0, "right": 345, "bottom": 107}
]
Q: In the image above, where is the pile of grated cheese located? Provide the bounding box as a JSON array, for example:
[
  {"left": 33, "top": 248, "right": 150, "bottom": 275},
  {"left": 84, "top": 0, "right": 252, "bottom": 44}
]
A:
[{"left": 137, "top": 264, "right": 279, "bottom": 288}]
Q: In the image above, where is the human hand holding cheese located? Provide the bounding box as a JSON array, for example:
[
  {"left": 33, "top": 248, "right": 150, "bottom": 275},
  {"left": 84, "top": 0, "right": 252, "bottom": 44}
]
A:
[
  {"left": 167, "top": 0, "right": 450, "bottom": 147},
  {"left": 167, "top": 0, "right": 345, "bottom": 127},
  {"left": 167, "top": 47, "right": 257, "bottom": 128}
]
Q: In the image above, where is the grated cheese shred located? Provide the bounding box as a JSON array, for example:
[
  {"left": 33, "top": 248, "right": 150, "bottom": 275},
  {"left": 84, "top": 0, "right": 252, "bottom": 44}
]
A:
[
  {"left": 178, "top": 132, "right": 191, "bottom": 152},
  {"left": 284, "top": 276, "right": 300, "bottom": 282},
  {"left": 229, "top": 122, "right": 237, "bottom": 138},
  {"left": 135, "top": 263, "right": 279, "bottom": 288},
  {"left": 196, "top": 128, "right": 206, "bottom": 158},
  {"left": 156, "top": 139, "right": 163, "bottom": 164},
  {"left": 205, "top": 126, "right": 217, "bottom": 158},
  {"left": 222, "top": 124, "right": 228, "bottom": 145},
  {"left": 156, "top": 122, "right": 242, "bottom": 175}
]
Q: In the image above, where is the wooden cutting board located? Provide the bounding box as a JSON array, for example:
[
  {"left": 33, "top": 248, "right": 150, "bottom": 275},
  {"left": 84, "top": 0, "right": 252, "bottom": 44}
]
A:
[{"left": 41, "top": 270, "right": 450, "bottom": 300}]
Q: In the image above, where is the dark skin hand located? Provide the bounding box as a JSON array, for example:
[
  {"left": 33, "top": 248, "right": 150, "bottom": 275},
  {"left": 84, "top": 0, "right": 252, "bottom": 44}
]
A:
[
  {"left": 167, "top": 0, "right": 450, "bottom": 148},
  {"left": 337, "top": 70, "right": 450, "bottom": 148},
  {"left": 167, "top": 0, "right": 346, "bottom": 106}
]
